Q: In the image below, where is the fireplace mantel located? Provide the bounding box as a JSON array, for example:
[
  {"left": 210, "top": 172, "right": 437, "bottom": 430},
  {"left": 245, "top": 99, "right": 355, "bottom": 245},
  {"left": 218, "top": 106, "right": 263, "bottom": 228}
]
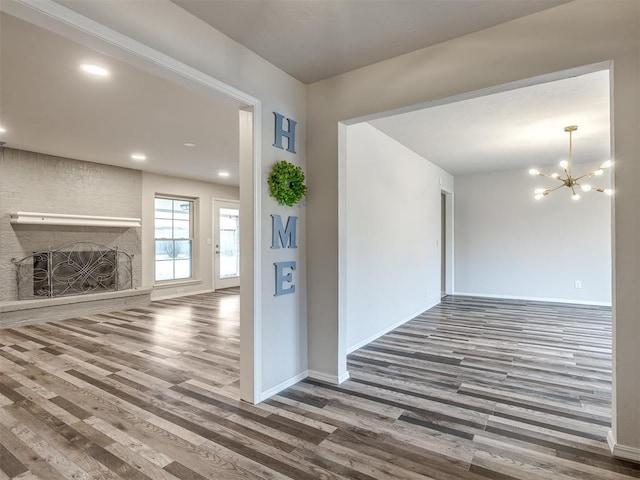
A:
[{"left": 10, "top": 212, "right": 141, "bottom": 228}]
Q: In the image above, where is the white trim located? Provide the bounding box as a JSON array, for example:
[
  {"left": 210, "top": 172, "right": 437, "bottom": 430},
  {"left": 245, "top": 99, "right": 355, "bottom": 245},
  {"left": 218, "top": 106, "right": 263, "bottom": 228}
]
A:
[
  {"left": 239, "top": 107, "right": 262, "bottom": 404},
  {"left": 151, "top": 288, "right": 213, "bottom": 301},
  {"left": 154, "top": 279, "right": 203, "bottom": 289},
  {"left": 5, "top": 0, "right": 264, "bottom": 404},
  {"left": 251, "top": 106, "right": 262, "bottom": 404},
  {"left": 258, "top": 371, "right": 308, "bottom": 402},
  {"left": 608, "top": 431, "right": 640, "bottom": 463},
  {"left": 308, "top": 370, "right": 350, "bottom": 385},
  {"left": 9, "top": 212, "right": 141, "bottom": 228},
  {"left": 346, "top": 300, "right": 440, "bottom": 354},
  {"left": 337, "top": 121, "right": 349, "bottom": 379},
  {"left": 453, "top": 292, "right": 611, "bottom": 307},
  {"left": 607, "top": 430, "right": 616, "bottom": 454}
]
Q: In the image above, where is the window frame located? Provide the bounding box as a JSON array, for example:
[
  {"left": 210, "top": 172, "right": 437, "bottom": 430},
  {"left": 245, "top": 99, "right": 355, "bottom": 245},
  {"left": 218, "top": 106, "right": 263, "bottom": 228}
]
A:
[{"left": 154, "top": 195, "right": 196, "bottom": 283}]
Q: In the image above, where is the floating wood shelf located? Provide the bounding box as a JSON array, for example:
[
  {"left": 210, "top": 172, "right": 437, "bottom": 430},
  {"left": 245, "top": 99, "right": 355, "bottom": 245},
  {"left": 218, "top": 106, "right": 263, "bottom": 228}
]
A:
[{"left": 9, "top": 212, "right": 141, "bottom": 228}]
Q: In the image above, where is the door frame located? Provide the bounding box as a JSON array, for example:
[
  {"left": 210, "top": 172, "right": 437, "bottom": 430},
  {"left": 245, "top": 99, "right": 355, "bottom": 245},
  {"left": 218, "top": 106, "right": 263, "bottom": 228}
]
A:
[
  {"left": 212, "top": 198, "right": 241, "bottom": 290},
  {"left": 441, "top": 187, "right": 454, "bottom": 296}
]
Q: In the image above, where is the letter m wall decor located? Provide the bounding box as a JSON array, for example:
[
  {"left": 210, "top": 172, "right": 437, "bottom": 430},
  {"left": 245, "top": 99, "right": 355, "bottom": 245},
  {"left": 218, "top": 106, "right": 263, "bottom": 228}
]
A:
[{"left": 271, "top": 215, "right": 298, "bottom": 296}]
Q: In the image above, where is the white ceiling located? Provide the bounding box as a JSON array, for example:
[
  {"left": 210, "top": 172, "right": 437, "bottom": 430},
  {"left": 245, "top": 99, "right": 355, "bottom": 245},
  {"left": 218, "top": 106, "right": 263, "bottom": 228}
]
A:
[
  {"left": 369, "top": 70, "right": 611, "bottom": 176},
  {"left": 172, "top": 0, "right": 569, "bottom": 84},
  {"left": 0, "top": 5, "right": 609, "bottom": 187},
  {"left": 0, "top": 13, "right": 243, "bottom": 185}
]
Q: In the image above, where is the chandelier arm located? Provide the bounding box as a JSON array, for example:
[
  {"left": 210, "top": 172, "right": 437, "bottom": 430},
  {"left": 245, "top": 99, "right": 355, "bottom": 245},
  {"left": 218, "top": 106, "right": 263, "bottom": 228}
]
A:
[
  {"left": 546, "top": 183, "right": 567, "bottom": 194},
  {"left": 539, "top": 172, "right": 566, "bottom": 181},
  {"left": 574, "top": 171, "right": 595, "bottom": 182}
]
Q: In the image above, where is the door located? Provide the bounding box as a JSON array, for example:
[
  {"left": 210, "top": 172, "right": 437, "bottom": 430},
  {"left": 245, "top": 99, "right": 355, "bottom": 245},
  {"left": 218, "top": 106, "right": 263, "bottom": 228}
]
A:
[{"left": 213, "top": 199, "right": 240, "bottom": 289}]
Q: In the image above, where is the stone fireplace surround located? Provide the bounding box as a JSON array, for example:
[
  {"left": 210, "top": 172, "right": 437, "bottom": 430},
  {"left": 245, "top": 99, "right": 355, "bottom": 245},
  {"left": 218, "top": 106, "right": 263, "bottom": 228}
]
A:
[{"left": 0, "top": 148, "right": 149, "bottom": 326}]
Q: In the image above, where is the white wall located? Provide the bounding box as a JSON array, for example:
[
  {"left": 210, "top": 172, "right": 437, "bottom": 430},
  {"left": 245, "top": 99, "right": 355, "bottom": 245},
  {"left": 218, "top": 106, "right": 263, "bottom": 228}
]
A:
[
  {"left": 345, "top": 123, "right": 453, "bottom": 352},
  {"left": 11, "top": 0, "right": 308, "bottom": 402},
  {"left": 306, "top": 0, "right": 639, "bottom": 455},
  {"left": 454, "top": 166, "right": 611, "bottom": 304},
  {"left": 141, "top": 172, "right": 239, "bottom": 300}
]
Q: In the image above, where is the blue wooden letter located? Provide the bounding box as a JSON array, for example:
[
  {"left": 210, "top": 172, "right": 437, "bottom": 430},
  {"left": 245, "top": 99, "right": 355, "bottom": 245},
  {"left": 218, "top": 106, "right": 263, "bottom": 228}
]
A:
[
  {"left": 273, "top": 112, "right": 297, "bottom": 154},
  {"left": 271, "top": 215, "right": 298, "bottom": 249},
  {"left": 274, "top": 261, "right": 296, "bottom": 296}
]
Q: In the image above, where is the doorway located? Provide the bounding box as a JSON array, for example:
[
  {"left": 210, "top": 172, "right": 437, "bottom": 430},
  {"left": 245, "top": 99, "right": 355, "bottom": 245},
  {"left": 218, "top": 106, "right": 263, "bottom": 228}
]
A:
[
  {"left": 213, "top": 199, "right": 240, "bottom": 289},
  {"left": 0, "top": 4, "right": 263, "bottom": 403}
]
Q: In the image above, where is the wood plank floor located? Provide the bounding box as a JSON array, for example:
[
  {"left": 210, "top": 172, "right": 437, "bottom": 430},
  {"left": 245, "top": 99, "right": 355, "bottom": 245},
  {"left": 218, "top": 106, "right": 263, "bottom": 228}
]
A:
[{"left": 1, "top": 291, "right": 639, "bottom": 479}]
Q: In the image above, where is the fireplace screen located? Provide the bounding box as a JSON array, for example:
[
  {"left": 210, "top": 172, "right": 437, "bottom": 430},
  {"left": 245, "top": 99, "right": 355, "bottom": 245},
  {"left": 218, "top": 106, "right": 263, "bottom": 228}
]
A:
[{"left": 12, "top": 242, "right": 133, "bottom": 300}]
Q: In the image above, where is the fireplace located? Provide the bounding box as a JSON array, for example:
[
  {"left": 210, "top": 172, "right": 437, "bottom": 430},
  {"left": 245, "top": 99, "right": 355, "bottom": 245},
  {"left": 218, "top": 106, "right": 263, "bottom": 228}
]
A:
[{"left": 13, "top": 242, "right": 132, "bottom": 300}]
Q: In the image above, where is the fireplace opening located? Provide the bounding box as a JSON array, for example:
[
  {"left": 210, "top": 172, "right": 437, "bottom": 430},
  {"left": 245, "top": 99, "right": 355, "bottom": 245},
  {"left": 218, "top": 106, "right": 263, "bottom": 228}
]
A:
[
  {"left": 13, "top": 242, "right": 133, "bottom": 300},
  {"left": 33, "top": 249, "right": 117, "bottom": 297}
]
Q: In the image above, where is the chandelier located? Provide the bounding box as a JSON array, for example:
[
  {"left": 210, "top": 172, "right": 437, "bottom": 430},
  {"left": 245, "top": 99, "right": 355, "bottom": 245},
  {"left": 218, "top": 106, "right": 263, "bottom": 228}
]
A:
[{"left": 529, "top": 125, "right": 613, "bottom": 200}]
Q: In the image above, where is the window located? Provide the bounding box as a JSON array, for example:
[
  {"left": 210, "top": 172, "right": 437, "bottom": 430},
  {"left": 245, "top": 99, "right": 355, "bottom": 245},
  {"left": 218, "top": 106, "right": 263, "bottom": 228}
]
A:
[{"left": 154, "top": 196, "right": 193, "bottom": 282}]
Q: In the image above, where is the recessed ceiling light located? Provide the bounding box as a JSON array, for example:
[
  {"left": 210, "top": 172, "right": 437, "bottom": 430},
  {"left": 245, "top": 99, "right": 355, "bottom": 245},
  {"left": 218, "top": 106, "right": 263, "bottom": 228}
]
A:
[
  {"left": 218, "top": 171, "right": 230, "bottom": 177},
  {"left": 131, "top": 153, "right": 147, "bottom": 161},
  {"left": 183, "top": 142, "right": 196, "bottom": 147},
  {"left": 0, "top": 126, "right": 6, "bottom": 134},
  {"left": 80, "top": 64, "right": 109, "bottom": 77}
]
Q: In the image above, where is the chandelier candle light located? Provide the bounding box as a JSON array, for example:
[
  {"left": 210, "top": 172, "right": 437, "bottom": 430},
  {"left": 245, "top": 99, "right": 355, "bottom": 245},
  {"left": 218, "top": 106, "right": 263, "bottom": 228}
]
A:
[{"left": 529, "top": 125, "right": 613, "bottom": 200}]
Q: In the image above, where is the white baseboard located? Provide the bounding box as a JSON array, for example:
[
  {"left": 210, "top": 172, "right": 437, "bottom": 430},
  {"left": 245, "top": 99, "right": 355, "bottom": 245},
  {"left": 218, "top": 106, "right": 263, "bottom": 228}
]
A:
[
  {"left": 151, "top": 288, "right": 214, "bottom": 301},
  {"left": 453, "top": 291, "right": 611, "bottom": 307},
  {"left": 608, "top": 431, "right": 640, "bottom": 463},
  {"left": 258, "top": 371, "right": 308, "bottom": 402},
  {"left": 346, "top": 300, "right": 440, "bottom": 354},
  {"left": 308, "top": 369, "right": 350, "bottom": 384}
]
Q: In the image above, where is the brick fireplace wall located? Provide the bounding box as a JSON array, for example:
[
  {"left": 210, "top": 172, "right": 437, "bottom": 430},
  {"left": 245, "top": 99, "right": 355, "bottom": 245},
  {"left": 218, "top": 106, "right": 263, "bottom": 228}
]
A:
[{"left": 0, "top": 147, "right": 142, "bottom": 302}]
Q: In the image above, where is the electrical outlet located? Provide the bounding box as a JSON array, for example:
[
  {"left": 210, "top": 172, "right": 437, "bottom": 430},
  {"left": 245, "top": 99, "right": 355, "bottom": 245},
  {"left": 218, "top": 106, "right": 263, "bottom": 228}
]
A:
[{"left": 574, "top": 280, "right": 582, "bottom": 289}]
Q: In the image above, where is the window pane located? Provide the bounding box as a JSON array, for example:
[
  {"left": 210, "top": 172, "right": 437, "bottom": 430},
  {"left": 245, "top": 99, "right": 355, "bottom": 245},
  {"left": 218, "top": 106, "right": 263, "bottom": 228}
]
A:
[
  {"left": 155, "top": 198, "right": 173, "bottom": 219},
  {"left": 173, "top": 200, "right": 190, "bottom": 221},
  {"left": 155, "top": 219, "right": 173, "bottom": 239},
  {"left": 155, "top": 240, "right": 174, "bottom": 259},
  {"left": 155, "top": 260, "right": 174, "bottom": 281},
  {"left": 174, "top": 240, "right": 191, "bottom": 259},
  {"left": 173, "top": 220, "right": 190, "bottom": 239},
  {"left": 220, "top": 207, "right": 238, "bottom": 216},
  {"left": 174, "top": 259, "right": 191, "bottom": 279}
]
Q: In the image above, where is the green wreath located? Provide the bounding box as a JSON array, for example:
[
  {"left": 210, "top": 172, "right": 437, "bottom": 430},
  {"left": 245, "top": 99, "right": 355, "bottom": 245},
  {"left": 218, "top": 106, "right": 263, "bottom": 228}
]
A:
[{"left": 268, "top": 160, "right": 307, "bottom": 206}]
